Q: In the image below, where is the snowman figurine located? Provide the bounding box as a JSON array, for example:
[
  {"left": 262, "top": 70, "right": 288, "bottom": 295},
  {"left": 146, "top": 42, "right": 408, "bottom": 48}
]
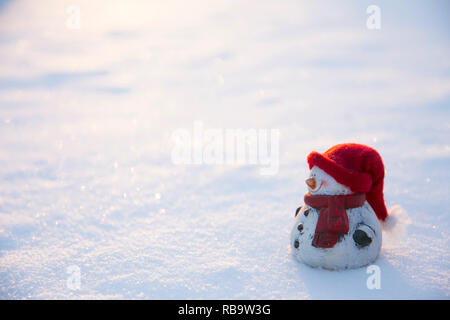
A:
[{"left": 291, "top": 143, "right": 388, "bottom": 270}]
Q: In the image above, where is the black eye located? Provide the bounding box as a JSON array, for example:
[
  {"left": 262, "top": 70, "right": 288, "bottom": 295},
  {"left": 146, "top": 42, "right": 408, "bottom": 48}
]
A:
[
  {"left": 304, "top": 209, "right": 310, "bottom": 217},
  {"left": 295, "top": 206, "right": 302, "bottom": 217}
]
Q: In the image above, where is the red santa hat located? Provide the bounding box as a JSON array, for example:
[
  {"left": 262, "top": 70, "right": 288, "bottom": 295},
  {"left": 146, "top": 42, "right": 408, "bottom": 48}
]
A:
[{"left": 307, "top": 143, "right": 388, "bottom": 221}]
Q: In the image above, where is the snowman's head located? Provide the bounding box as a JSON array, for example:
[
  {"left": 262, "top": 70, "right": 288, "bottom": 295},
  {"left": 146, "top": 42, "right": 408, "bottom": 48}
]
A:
[{"left": 305, "top": 166, "right": 352, "bottom": 195}]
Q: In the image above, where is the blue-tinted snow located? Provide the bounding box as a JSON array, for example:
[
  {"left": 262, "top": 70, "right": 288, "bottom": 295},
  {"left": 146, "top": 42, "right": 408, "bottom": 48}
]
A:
[{"left": 0, "top": 0, "right": 449, "bottom": 299}]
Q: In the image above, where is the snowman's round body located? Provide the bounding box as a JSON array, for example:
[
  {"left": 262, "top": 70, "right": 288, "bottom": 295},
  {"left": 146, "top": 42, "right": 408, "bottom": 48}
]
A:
[{"left": 291, "top": 166, "right": 382, "bottom": 270}]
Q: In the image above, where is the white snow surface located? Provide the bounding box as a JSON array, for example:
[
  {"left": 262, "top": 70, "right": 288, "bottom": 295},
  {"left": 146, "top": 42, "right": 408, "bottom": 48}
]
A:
[{"left": 0, "top": 0, "right": 449, "bottom": 299}]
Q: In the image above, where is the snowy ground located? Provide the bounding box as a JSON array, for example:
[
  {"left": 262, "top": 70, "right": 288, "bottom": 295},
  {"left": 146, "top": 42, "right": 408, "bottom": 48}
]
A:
[{"left": 0, "top": 0, "right": 449, "bottom": 299}]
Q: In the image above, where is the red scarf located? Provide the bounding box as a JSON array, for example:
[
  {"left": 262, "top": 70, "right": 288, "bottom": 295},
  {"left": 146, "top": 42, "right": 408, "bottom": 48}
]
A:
[{"left": 304, "top": 193, "right": 366, "bottom": 248}]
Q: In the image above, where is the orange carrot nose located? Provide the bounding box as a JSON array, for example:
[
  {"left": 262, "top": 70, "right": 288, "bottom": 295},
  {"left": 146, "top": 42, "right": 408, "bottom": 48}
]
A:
[{"left": 306, "top": 177, "right": 316, "bottom": 189}]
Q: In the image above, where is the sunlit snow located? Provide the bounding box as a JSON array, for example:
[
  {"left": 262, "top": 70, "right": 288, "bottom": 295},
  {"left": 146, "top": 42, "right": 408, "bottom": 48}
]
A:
[{"left": 0, "top": 0, "right": 449, "bottom": 299}]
